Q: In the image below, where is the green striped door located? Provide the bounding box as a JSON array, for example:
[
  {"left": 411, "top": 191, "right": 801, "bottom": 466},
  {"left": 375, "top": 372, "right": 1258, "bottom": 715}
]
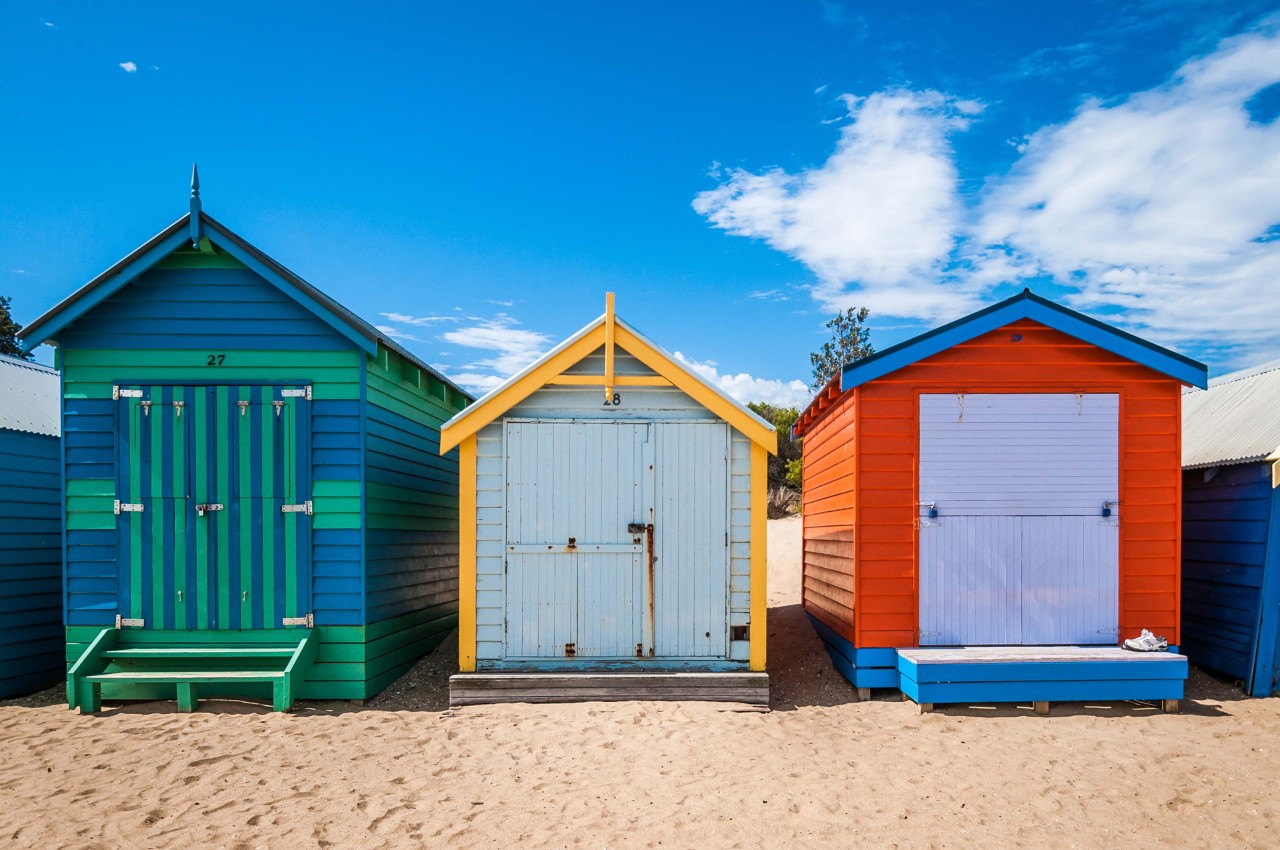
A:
[{"left": 116, "top": 385, "right": 311, "bottom": 630}]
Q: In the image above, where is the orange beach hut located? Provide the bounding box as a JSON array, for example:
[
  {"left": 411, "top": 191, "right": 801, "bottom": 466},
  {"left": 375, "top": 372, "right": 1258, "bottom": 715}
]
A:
[{"left": 792, "top": 290, "right": 1208, "bottom": 709}]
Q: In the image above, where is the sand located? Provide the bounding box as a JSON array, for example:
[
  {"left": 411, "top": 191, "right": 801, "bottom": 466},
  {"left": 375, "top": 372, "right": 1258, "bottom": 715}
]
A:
[{"left": 2, "top": 516, "right": 1279, "bottom": 849}]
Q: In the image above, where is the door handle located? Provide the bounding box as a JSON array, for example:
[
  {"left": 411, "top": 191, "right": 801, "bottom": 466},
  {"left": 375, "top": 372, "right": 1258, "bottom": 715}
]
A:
[{"left": 195, "top": 503, "right": 225, "bottom": 517}]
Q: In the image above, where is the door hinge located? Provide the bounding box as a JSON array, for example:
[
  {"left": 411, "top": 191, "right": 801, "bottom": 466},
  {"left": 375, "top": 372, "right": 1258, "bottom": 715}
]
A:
[
  {"left": 113, "top": 387, "right": 143, "bottom": 400},
  {"left": 115, "top": 614, "right": 145, "bottom": 628},
  {"left": 282, "top": 613, "right": 314, "bottom": 628},
  {"left": 281, "top": 501, "right": 313, "bottom": 515},
  {"left": 114, "top": 500, "right": 144, "bottom": 514},
  {"left": 281, "top": 386, "right": 312, "bottom": 400}
]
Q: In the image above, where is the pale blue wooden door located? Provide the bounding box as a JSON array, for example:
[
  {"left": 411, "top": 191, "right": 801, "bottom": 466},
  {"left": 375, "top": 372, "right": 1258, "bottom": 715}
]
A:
[
  {"left": 504, "top": 421, "right": 648, "bottom": 658},
  {"left": 653, "top": 422, "right": 730, "bottom": 657},
  {"left": 918, "top": 393, "right": 1120, "bottom": 646}
]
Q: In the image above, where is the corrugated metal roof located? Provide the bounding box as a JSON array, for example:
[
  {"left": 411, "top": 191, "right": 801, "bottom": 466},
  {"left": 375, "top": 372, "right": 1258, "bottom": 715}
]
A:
[
  {"left": 0, "top": 354, "right": 59, "bottom": 437},
  {"left": 1182, "top": 358, "right": 1280, "bottom": 469}
]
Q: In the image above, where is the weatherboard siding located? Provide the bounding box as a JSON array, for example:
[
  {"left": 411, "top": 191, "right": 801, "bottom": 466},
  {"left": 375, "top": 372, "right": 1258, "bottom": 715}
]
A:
[
  {"left": 1181, "top": 462, "right": 1274, "bottom": 689},
  {"left": 800, "top": 319, "right": 1184, "bottom": 650},
  {"left": 58, "top": 254, "right": 349, "bottom": 352},
  {"left": 363, "top": 345, "right": 464, "bottom": 658},
  {"left": 800, "top": 388, "right": 858, "bottom": 645},
  {"left": 0, "top": 429, "right": 63, "bottom": 697}
]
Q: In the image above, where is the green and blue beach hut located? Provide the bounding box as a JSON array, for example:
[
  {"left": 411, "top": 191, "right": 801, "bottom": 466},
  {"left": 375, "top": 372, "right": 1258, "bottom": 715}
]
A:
[{"left": 20, "top": 172, "right": 472, "bottom": 712}]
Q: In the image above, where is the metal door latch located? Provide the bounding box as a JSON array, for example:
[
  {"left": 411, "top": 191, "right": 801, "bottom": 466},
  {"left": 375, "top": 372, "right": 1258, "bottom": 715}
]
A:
[
  {"left": 1102, "top": 500, "right": 1119, "bottom": 518},
  {"left": 195, "top": 503, "right": 225, "bottom": 517},
  {"left": 114, "top": 500, "right": 144, "bottom": 514},
  {"left": 919, "top": 502, "right": 938, "bottom": 518},
  {"left": 281, "top": 501, "right": 313, "bottom": 515}
]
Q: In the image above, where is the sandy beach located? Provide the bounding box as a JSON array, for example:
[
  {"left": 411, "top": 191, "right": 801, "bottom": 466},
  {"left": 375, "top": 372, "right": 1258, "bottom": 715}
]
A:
[{"left": 2, "top": 516, "right": 1278, "bottom": 849}]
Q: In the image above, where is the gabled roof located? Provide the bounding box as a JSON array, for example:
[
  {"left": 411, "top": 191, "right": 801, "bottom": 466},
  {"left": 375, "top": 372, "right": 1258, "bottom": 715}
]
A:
[
  {"left": 439, "top": 302, "right": 776, "bottom": 454},
  {"left": 0, "top": 353, "right": 59, "bottom": 437},
  {"left": 1182, "top": 358, "right": 1280, "bottom": 470},
  {"left": 840, "top": 289, "right": 1208, "bottom": 391},
  {"left": 791, "top": 374, "right": 841, "bottom": 439},
  {"left": 19, "top": 210, "right": 471, "bottom": 402}
]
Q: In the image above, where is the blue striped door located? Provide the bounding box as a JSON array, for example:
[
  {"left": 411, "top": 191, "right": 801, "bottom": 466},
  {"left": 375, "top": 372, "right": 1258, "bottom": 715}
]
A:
[{"left": 116, "top": 385, "right": 311, "bottom": 630}]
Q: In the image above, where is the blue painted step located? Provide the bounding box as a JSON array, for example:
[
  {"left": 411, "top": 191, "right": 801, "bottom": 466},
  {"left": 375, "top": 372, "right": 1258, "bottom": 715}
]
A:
[{"left": 897, "top": 646, "right": 1188, "bottom": 705}]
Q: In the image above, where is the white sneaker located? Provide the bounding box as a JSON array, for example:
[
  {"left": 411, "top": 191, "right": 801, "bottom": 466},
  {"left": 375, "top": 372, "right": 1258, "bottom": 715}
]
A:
[{"left": 1123, "top": 628, "right": 1168, "bottom": 652}]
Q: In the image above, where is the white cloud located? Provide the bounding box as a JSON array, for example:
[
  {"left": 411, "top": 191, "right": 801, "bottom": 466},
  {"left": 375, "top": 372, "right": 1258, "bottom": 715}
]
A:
[
  {"left": 375, "top": 324, "right": 423, "bottom": 343},
  {"left": 696, "top": 24, "right": 1280, "bottom": 367},
  {"left": 118, "top": 61, "right": 137, "bottom": 73},
  {"left": 693, "top": 90, "right": 983, "bottom": 322},
  {"left": 441, "top": 314, "right": 553, "bottom": 393},
  {"left": 674, "top": 352, "right": 811, "bottom": 409},
  {"left": 379, "top": 311, "right": 459, "bottom": 326},
  {"left": 979, "top": 25, "right": 1280, "bottom": 363}
]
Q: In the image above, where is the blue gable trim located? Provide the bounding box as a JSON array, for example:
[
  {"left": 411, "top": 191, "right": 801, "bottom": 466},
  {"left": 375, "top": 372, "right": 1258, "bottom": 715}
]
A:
[
  {"left": 20, "top": 219, "right": 192, "bottom": 350},
  {"left": 840, "top": 290, "right": 1209, "bottom": 391},
  {"left": 22, "top": 207, "right": 472, "bottom": 402},
  {"left": 200, "top": 228, "right": 376, "bottom": 356}
]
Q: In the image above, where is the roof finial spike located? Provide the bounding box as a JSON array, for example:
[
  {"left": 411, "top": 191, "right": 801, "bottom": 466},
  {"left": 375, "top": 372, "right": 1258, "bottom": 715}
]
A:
[{"left": 189, "top": 163, "right": 202, "bottom": 247}]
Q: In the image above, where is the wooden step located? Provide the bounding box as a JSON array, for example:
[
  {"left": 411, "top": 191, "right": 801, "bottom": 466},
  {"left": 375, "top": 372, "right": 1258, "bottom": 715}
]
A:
[
  {"left": 450, "top": 672, "right": 769, "bottom": 707},
  {"left": 86, "top": 670, "right": 285, "bottom": 683},
  {"left": 103, "top": 647, "right": 297, "bottom": 659},
  {"left": 69, "top": 628, "right": 320, "bottom": 715}
]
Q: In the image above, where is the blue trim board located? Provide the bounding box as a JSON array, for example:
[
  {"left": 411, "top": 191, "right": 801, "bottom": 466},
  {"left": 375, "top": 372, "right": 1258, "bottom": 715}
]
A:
[
  {"left": 840, "top": 289, "right": 1209, "bottom": 391},
  {"left": 1252, "top": 485, "right": 1280, "bottom": 697},
  {"left": 806, "top": 613, "right": 900, "bottom": 689},
  {"left": 897, "top": 652, "right": 1188, "bottom": 705}
]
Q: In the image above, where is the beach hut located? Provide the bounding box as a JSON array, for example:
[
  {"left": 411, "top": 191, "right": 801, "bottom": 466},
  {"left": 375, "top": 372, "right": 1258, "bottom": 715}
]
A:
[
  {"left": 1181, "top": 359, "right": 1280, "bottom": 697},
  {"left": 0, "top": 354, "right": 62, "bottom": 698},
  {"left": 791, "top": 290, "right": 1208, "bottom": 711},
  {"left": 19, "top": 170, "right": 472, "bottom": 713},
  {"left": 439, "top": 295, "right": 775, "bottom": 706}
]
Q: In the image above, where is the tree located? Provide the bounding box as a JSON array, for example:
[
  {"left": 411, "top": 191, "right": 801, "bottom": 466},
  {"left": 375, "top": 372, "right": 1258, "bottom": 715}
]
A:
[
  {"left": 810, "top": 306, "right": 874, "bottom": 391},
  {"left": 0, "top": 295, "right": 31, "bottom": 360},
  {"left": 747, "top": 402, "right": 801, "bottom": 490}
]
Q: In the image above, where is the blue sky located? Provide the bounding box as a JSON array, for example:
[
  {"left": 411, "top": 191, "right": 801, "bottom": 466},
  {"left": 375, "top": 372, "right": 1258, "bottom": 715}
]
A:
[{"left": 3, "top": 2, "right": 1278, "bottom": 407}]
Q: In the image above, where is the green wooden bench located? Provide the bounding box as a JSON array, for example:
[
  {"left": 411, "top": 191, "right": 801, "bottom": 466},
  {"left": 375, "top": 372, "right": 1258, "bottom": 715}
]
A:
[{"left": 68, "top": 629, "right": 319, "bottom": 714}]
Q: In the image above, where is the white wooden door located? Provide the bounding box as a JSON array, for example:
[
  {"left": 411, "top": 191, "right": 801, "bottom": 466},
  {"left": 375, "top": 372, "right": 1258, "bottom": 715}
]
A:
[
  {"left": 504, "top": 421, "right": 649, "bottom": 658},
  {"left": 918, "top": 393, "right": 1120, "bottom": 646},
  {"left": 652, "top": 422, "right": 730, "bottom": 658}
]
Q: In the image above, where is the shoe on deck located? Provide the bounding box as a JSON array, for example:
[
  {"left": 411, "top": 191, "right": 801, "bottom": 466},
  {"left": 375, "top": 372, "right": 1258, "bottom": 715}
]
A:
[{"left": 1123, "top": 628, "right": 1168, "bottom": 652}]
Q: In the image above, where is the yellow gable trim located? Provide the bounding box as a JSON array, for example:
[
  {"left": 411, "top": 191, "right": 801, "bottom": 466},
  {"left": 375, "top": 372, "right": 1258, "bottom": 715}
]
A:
[
  {"left": 613, "top": 324, "right": 776, "bottom": 454},
  {"left": 439, "top": 316, "right": 777, "bottom": 455},
  {"left": 439, "top": 328, "right": 603, "bottom": 453}
]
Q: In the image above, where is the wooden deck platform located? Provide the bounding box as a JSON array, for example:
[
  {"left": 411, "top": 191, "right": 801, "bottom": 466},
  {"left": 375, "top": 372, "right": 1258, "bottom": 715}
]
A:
[
  {"left": 897, "top": 645, "right": 1188, "bottom": 710},
  {"left": 449, "top": 672, "right": 770, "bottom": 707}
]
